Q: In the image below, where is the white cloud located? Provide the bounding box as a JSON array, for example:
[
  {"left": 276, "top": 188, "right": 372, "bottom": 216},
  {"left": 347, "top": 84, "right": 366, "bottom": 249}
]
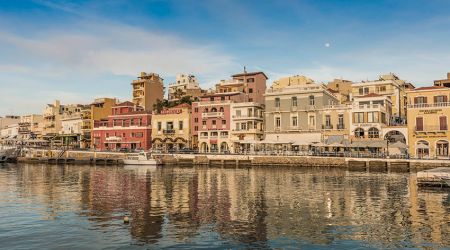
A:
[{"left": 0, "top": 21, "right": 237, "bottom": 82}]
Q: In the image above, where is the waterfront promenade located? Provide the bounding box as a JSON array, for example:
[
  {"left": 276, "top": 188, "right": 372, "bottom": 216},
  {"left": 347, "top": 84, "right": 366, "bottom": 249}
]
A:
[{"left": 16, "top": 148, "right": 450, "bottom": 171}]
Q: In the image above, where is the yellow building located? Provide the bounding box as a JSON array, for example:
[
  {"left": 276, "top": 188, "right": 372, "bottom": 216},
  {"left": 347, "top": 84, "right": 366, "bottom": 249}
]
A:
[
  {"left": 327, "top": 79, "right": 353, "bottom": 103},
  {"left": 131, "top": 72, "right": 164, "bottom": 111},
  {"left": 89, "top": 98, "right": 117, "bottom": 148},
  {"left": 151, "top": 103, "right": 191, "bottom": 151},
  {"left": 352, "top": 73, "right": 407, "bottom": 121},
  {"left": 271, "top": 75, "right": 315, "bottom": 89},
  {"left": 407, "top": 86, "right": 450, "bottom": 158}
]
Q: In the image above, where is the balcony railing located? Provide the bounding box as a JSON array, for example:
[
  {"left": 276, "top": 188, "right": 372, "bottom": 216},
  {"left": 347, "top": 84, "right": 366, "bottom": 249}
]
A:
[
  {"left": 407, "top": 102, "right": 450, "bottom": 109},
  {"left": 202, "top": 112, "right": 224, "bottom": 119},
  {"left": 232, "top": 115, "right": 263, "bottom": 119},
  {"left": 163, "top": 129, "right": 175, "bottom": 134},
  {"left": 415, "top": 125, "right": 448, "bottom": 132},
  {"left": 322, "top": 124, "right": 333, "bottom": 130},
  {"left": 336, "top": 124, "right": 345, "bottom": 130}
]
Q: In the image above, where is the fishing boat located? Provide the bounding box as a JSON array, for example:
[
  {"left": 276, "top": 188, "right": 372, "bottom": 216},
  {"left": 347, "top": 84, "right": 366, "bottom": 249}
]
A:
[
  {"left": 0, "top": 150, "right": 8, "bottom": 163},
  {"left": 123, "top": 151, "right": 162, "bottom": 166},
  {"left": 441, "top": 176, "right": 450, "bottom": 187}
]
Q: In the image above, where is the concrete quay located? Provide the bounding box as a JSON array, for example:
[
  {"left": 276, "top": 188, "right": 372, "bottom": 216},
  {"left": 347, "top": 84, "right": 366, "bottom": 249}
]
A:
[{"left": 14, "top": 149, "right": 450, "bottom": 172}]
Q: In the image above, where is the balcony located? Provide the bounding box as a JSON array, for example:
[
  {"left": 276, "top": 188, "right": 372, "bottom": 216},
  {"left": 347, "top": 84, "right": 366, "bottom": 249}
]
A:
[
  {"left": 336, "top": 124, "right": 345, "bottom": 130},
  {"left": 163, "top": 129, "right": 175, "bottom": 134},
  {"left": 232, "top": 115, "right": 263, "bottom": 120},
  {"left": 201, "top": 112, "right": 224, "bottom": 119},
  {"left": 322, "top": 124, "right": 333, "bottom": 130},
  {"left": 407, "top": 102, "right": 450, "bottom": 109},
  {"left": 415, "top": 125, "right": 448, "bottom": 133}
]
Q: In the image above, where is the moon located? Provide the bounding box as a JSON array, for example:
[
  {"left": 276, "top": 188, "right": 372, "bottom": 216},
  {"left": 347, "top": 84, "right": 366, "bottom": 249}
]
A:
[{"left": 325, "top": 43, "right": 330, "bottom": 48}]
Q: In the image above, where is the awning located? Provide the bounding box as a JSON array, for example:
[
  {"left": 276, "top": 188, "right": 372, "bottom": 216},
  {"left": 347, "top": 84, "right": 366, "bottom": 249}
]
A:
[
  {"left": 328, "top": 142, "right": 344, "bottom": 147},
  {"left": 389, "top": 141, "right": 407, "bottom": 149},
  {"left": 351, "top": 140, "right": 387, "bottom": 148},
  {"left": 416, "top": 143, "right": 429, "bottom": 149},
  {"left": 292, "top": 142, "right": 311, "bottom": 146},
  {"left": 259, "top": 139, "right": 293, "bottom": 144},
  {"left": 312, "top": 142, "right": 327, "bottom": 147}
]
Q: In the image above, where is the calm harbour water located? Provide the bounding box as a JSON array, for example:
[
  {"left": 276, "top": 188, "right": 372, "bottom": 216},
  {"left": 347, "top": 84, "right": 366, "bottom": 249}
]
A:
[{"left": 0, "top": 164, "right": 449, "bottom": 249}]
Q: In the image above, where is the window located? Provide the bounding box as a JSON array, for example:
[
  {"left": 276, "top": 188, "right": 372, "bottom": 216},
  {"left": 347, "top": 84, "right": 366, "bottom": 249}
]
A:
[
  {"left": 204, "top": 108, "right": 208, "bottom": 113},
  {"left": 130, "top": 119, "right": 135, "bottom": 126},
  {"left": 354, "top": 112, "right": 364, "bottom": 123},
  {"left": 249, "top": 88, "right": 253, "bottom": 93},
  {"left": 440, "top": 116, "right": 447, "bottom": 130},
  {"left": 167, "top": 122, "right": 174, "bottom": 130},
  {"left": 195, "top": 126, "right": 198, "bottom": 131},
  {"left": 338, "top": 114, "right": 344, "bottom": 129},
  {"left": 275, "top": 117, "right": 281, "bottom": 128},
  {"left": 249, "top": 98, "right": 253, "bottom": 102},
  {"left": 202, "top": 121, "right": 206, "bottom": 126},
  {"left": 367, "top": 112, "right": 379, "bottom": 123},
  {"left": 354, "top": 128, "right": 364, "bottom": 138},
  {"left": 376, "top": 86, "right": 386, "bottom": 92},
  {"left": 157, "top": 122, "right": 162, "bottom": 131},
  {"left": 291, "top": 97, "right": 297, "bottom": 107},
  {"left": 212, "top": 120, "right": 216, "bottom": 125},
  {"left": 292, "top": 116, "right": 298, "bottom": 127},
  {"left": 236, "top": 110, "right": 241, "bottom": 117},
  {"left": 435, "top": 95, "right": 448, "bottom": 104},
  {"left": 416, "top": 117, "right": 424, "bottom": 131},
  {"left": 222, "top": 120, "right": 226, "bottom": 125},
  {"left": 135, "top": 132, "right": 143, "bottom": 138},
  {"left": 436, "top": 140, "right": 449, "bottom": 156},
  {"left": 211, "top": 107, "right": 217, "bottom": 112},
  {"left": 194, "top": 108, "right": 198, "bottom": 113},
  {"left": 194, "top": 117, "right": 198, "bottom": 123},
  {"left": 235, "top": 123, "right": 240, "bottom": 131},
  {"left": 275, "top": 98, "right": 280, "bottom": 108},
  {"left": 221, "top": 96, "right": 225, "bottom": 101},
  {"left": 122, "top": 133, "right": 126, "bottom": 137},
  {"left": 210, "top": 97, "right": 214, "bottom": 101},
  {"left": 241, "top": 123, "right": 247, "bottom": 130},
  {"left": 309, "top": 115, "right": 315, "bottom": 126},
  {"left": 368, "top": 127, "right": 379, "bottom": 138},
  {"left": 219, "top": 107, "right": 224, "bottom": 112},
  {"left": 414, "top": 97, "right": 427, "bottom": 105},
  {"left": 179, "top": 121, "right": 183, "bottom": 130},
  {"left": 309, "top": 95, "right": 315, "bottom": 106},
  {"left": 247, "top": 78, "right": 255, "bottom": 83},
  {"left": 325, "top": 115, "right": 331, "bottom": 126}
]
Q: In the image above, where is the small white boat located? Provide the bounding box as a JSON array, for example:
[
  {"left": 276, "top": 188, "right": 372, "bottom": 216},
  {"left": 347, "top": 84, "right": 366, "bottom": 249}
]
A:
[{"left": 123, "top": 151, "right": 162, "bottom": 166}]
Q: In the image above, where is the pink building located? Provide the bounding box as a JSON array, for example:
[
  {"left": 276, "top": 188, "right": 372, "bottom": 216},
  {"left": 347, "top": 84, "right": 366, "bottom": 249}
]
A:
[
  {"left": 231, "top": 71, "right": 268, "bottom": 104},
  {"left": 92, "top": 101, "right": 152, "bottom": 151}
]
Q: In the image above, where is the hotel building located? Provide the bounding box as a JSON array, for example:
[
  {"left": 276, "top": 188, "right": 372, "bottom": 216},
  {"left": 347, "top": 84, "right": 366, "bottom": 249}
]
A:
[
  {"left": 93, "top": 101, "right": 152, "bottom": 151},
  {"left": 131, "top": 72, "right": 164, "bottom": 111},
  {"left": 151, "top": 103, "right": 191, "bottom": 151},
  {"left": 407, "top": 86, "right": 450, "bottom": 158}
]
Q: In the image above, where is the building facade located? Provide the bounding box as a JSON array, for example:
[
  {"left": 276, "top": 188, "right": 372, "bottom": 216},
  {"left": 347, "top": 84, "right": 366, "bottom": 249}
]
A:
[
  {"left": 131, "top": 72, "right": 164, "bottom": 111},
  {"left": 168, "top": 74, "right": 204, "bottom": 101},
  {"left": 191, "top": 92, "right": 248, "bottom": 153},
  {"left": 264, "top": 77, "right": 339, "bottom": 145},
  {"left": 230, "top": 102, "right": 265, "bottom": 153},
  {"left": 434, "top": 72, "right": 450, "bottom": 88},
  {"left": 151, "top": 103, "right": 191, "bottom": 151},
  {"left": 407, "top": 86, "right": 450, "bottom": 158},
  {"left": 18, "top": 114, "right": 43, "bottom": 140},
  {"left": 92, "top": 102, "right": 152, "bottom": 151},
  {"left": 351, "top": 73, "right": 407, "bottom": 122}
]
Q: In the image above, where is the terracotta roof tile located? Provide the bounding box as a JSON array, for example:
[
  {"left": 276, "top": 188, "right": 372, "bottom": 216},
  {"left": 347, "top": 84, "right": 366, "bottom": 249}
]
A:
[{"left": 414, "top": 86, "right": 450, "bottom": 91}]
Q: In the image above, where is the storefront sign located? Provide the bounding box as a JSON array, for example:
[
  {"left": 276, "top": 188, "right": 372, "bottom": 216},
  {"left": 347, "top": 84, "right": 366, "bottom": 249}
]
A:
[{"left": 419, "top": 109, "right": 442, "bottom": 114}]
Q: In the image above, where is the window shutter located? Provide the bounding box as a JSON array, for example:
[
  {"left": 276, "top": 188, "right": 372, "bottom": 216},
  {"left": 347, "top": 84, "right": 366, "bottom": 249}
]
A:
[
  {"left": 444, "top": 95, "right": 448, "bottom": 102},
  {"left": 434, "top": 96, "right": 437, "bottom": 103},
  {"left": 414, "top": 97, "right": 418, "bottom": 104},
  {"left": 424, "top": 97, "right": 428, "bottom": 104}
]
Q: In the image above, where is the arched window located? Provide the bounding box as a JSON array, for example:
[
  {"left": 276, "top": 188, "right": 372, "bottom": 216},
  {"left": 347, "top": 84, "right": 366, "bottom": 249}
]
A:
[
  {"left": 204, "top": 108, "right": 208, "bottom": 113},
  {"left": 416, "top": 140, "right": 429, "bottom": 158},
  {"left": 436, "top": 140, "right": 449, "bottom": 156},
  {"left": 368, "top": 127, "right": 379, "bottom": 138},
  {"left": 211, "top": 107, "right": 217, "bottom": 112},
  {"left": 219, "top": 107, "right": 224, "bottom": 112},
  {"left": 354, "top": 128, "right": 364, "bottom": 138}
]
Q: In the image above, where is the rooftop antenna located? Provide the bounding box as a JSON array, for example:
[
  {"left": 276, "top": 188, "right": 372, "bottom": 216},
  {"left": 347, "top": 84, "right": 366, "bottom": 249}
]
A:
[{"left": 244, "top": 66, "right": 247, "bottom": 74}]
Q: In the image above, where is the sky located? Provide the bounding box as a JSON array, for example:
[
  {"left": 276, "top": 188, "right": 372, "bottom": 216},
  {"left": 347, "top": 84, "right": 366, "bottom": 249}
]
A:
[{"left": 1, "top": 0, "right": 450, "bottom": 116}]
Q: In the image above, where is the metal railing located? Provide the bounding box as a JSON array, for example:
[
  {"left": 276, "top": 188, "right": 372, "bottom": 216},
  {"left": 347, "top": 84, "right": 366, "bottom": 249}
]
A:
[
  {"left": 415, "top": 125, "right": 448, "bottom": 132},
  {"left": 407, "top": 102, "right": 450, "bottom": 108}
]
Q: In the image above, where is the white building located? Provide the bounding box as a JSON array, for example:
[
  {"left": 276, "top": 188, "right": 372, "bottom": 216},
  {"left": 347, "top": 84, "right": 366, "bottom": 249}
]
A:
[{"left": 168, "top": 74, "right": 201, "bottom": 100}]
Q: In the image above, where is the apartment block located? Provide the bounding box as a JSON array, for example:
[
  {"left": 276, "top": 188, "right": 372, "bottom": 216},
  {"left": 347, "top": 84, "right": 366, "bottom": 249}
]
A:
[{"left": 131, "top": 72, "right": 164, "bottom": 111}]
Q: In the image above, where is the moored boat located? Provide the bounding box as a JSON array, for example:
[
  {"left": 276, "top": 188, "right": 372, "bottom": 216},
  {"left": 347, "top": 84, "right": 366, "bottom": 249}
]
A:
[{"left": 123, "top": 151, "right": 162, "bottom": 166}]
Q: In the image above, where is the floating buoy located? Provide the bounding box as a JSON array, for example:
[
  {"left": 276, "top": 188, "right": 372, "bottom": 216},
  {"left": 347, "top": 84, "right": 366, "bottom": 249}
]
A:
[{"left": 123, "top": 216, "right": 130, "bottom": 224}]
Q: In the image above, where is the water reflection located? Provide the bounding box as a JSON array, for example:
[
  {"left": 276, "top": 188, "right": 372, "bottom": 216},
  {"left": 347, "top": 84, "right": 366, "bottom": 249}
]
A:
[{"left": 0, "top": 164, "right": 449, "bottom": 249}]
